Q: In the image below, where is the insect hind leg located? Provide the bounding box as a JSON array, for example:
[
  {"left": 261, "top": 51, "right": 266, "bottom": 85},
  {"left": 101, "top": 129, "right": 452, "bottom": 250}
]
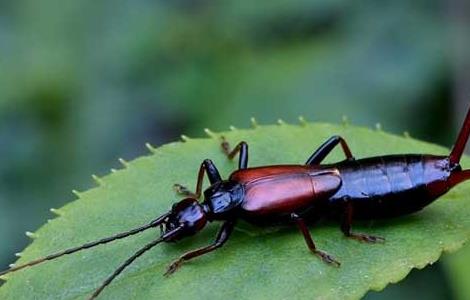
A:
[
  {"left": 449, "top": 105, "right": 470, "bottom": 166},
  {"left": 449, "top": 169, "right": 470, "bottom": 188},
  {"left": 306, "top": 136, "right": 354, "bottom": 165}
]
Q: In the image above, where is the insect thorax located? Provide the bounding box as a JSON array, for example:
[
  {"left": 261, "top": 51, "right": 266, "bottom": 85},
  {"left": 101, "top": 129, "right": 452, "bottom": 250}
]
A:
[{"left": 203, "top": 180, "right": 245, "bottom": 219}]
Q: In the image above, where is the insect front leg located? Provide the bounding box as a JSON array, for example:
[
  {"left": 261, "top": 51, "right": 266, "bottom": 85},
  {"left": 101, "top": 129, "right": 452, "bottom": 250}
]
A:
[
  {"left": 340, "top": 201, "right": 385, "bottom": 243},
  {"left": 164, "top": 220, "right": 235, "bottom": 276},
  {"left": 306, "top": 135, "right": 355, "bottom": 165},
  {"left": 174, "top": 159, "right": 222, "bottom": 198},
  {"left": 291, "top": 213, "right": 340, "bottom": 267},
  {"left": 221, "top": 137, "right": 249, "bottom": 169}
]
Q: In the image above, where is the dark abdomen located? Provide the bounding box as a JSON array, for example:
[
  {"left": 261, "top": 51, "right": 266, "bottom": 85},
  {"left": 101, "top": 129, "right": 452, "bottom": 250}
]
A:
[{"left": 328, "top": 155, "right": 451, "bottom": 219}]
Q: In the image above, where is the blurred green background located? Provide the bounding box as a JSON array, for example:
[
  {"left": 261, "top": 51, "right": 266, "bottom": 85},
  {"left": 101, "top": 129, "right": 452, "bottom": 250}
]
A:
[{"left": 1, "top": 0, "right": 469, "bottom": 299}]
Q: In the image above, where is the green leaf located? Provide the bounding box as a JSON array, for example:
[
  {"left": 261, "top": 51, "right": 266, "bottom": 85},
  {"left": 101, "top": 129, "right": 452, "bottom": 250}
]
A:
[
  {"left": 1, "top": 122, "right": 469, "bottom": 300},
  {"left": 444, "top": 243, "right": 470, "bottom": 300}
]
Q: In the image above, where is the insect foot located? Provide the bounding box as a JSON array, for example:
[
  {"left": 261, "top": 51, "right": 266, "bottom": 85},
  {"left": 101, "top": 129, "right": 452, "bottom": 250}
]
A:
[
  {"left": 348, "top": 233, "right": 385, "bottom": 243},
  {"left": 173, "top": 184, "right": 197, "bottom": 198},
  {"left": 164, "top": 258, "right": 184, "bottom": 277},
  {"left": 315, "top": 250, "right": 341, "bottom": 267}
]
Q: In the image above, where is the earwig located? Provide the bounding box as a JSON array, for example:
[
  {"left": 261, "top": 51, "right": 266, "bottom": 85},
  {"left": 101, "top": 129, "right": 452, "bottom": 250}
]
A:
[{"left": 2, "top": 105, "right": 470, "bottom": 299}]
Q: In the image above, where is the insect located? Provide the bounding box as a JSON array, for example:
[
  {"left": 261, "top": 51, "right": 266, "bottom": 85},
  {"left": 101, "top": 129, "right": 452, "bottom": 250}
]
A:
[{"left": 2, "top": 107, "right": 470, "bottom": 300}]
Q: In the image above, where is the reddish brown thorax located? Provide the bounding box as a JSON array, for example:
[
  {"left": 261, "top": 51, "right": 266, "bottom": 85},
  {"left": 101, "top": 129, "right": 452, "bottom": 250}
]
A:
[{"left": 230, "top": 166, "right": 341, "bottom": 215}]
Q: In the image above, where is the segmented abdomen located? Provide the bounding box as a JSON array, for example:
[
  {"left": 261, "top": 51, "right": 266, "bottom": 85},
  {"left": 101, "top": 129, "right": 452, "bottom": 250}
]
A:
[{"left": 328, "top": 154, "right": 451, "bottom": 219}]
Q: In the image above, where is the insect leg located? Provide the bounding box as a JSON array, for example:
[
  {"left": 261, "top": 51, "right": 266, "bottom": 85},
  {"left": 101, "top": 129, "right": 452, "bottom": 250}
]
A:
[
  {"left": 450, "top": 105, "right": 470, "bottom": 166},
  {"left": 174, "top": 159, "right": 222, "bottom": 198},
  {"left": 305, "top": 135, "right": 354, "bottom": 165},
  {"left": 340, "top": 202, "right": 385, "bottom": 243},
  {"left": 164, "top": 220, "right": 235, "bottom": 276},
  {"left": 221, "top": 137, "right": 249, "bottom": 169},
  {"left": 450, "top": 169, "right": 470, "bottom": 187},
  {"left": 291, "top": 213, "right": 340, "bottom": 267}
]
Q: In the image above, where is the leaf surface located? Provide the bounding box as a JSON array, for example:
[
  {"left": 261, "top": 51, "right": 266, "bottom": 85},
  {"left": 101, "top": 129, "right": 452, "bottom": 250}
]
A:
[
  {"left": 1, "top": 122, "right": 469, "bottom": 300},
  {"left": 445, "top": 244, "right": 470, "bottom": 300}
]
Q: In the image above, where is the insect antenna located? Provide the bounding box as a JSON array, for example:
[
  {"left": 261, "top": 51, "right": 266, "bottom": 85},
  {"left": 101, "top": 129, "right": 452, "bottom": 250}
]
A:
[
  {"left": 0, "top": 212, "right": 170, "bottom": 277},
  {"left": 88, "top": 225, "right": 184, "bottom": 300}
]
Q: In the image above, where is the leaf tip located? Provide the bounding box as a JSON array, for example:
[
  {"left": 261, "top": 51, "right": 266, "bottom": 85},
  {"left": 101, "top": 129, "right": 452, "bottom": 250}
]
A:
[
  {"left": 145, "top": 142, "right": 157, "bottom": 153},
  {"left": 403, "top": 131, "right": 411, "bottom": 138},
  {"left": 110, "top": 168, "right": 117, "bottom": 173},
  {"left": 229, "top": 125, "right": 237, "bottom": 131},
  {"left": 72, "top": 189, "right": 81, "bottom": 198},
  {"left": 342, "top": 115, "right": 350, "bottom": 126},
  {"left": 14, "top": 252, "right": 22, "bottom": 258},
  {"left": 204, "top": 128, "right": 216, "bottom": 138},
  {"left": 92, "top": 174, "right": 104, "bottom": 186},
  {"left": 298, "top": 116, "right": 307, "bottom": 126},
  {"left": 375, "top": 123, "right": 383, "bottom": 131},
  {"left": 119, "top": 158, "right": 129, "bottom": 168},
  {"left": 180, "top": 135, "right": 190, "bottom": 142},
  {"left": 250, "top": 117, "right": 258, "bottom": 128},
  {"left": 25, "top": 231, "right": 37, "bottom": 239},
  {"left": 277, "top": 119, "right": 286, "bottom": 125},
  {"left": 50, "top": 208, "right": 63, "bottom": 216}
]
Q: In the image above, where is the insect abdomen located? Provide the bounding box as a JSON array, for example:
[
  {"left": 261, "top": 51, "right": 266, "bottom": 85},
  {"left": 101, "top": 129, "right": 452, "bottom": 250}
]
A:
[{"left": 328, "top": 155, "right": 451, "bottom": 219}]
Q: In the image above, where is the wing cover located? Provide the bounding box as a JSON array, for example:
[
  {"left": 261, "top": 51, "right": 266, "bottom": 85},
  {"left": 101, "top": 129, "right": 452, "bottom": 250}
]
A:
[{"left": 230, "top": 166, "right": 341, "bottom": 215}]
